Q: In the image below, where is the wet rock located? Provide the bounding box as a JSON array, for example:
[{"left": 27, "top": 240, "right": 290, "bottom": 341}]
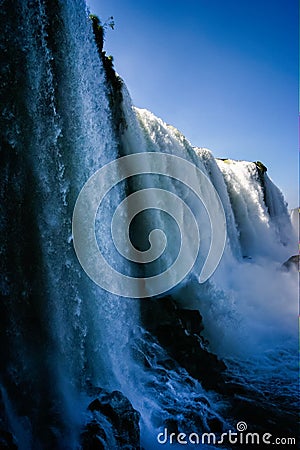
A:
[
  {"left": 163, "top": 418, "right": 178, "bottom": 435},
  {"left": 140, "top": 296, "right": 226, "bottom": 391},
  {"left": 282, "top": 255, "right": 299, "bottom": 271},
  {"left": 0, "top": 429, "right": 18, "bottom": 449},
  {"left": 179, "top": 309, "right": 204, "bottom": 335},
  {"left": 81, "top": 420, "right": 107, "bottom": 450},
  {"left": 193, "top": 396, "right": 210, "bottom": 407},
  {"left": 229, "top": 395, "right": 297, "bottom": 436},
  {"left": 81, "top": 389, "right": 141, "bottom": 450},
  {"left": 0, "top": 390, "right": 18, "bottom": 449},
  {"left": 183, "top": 410, "right": 205, "bottom": 429},
  {"left": 207, "top": 417, "right": 223, "bottom": 433},
  {"left": 254, "top": 161, "right": 268, "bottom": 207},
  {"left": 255, "top": 161, "right": 267, "bottom": 173}
]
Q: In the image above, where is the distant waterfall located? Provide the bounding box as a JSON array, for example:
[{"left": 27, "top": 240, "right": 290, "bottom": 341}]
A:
[
  {"left": 116, "top": 98, "right": 298, "bottom": 446},
  {"left": 290, "top": 207, "right": 299, "bottom": 236},
  {"left": 0, "top": 1, "right": 297, "bottom": 449},
  {"left": 0, "top": 1, "right": 129, "bottom": 448}
]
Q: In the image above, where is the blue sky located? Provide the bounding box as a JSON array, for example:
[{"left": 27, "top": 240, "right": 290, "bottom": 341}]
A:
[{"left": 87, "top": 0, "right": 298, "bottom": 208}]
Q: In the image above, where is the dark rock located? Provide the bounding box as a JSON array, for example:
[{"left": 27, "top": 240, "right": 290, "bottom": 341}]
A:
[
  {"left": 131, "top": 347, "right": 151, "bottom": 369},
  {"left": 89, "top": 14, "right": 126, "bottom": 143},
  {"left": 193, "top": 396, "right": 210, "bottom": 407},
  {"left": 229, "top": 395, "right": 297, "bottom": 436},
  {"left": 183, "top": 410, "right": 205, "bottom": 429},
  {"left": 81, "top": 389, "right": 141, "bottom": 450},
  {"left": 81, "top": 420, "right": 106, "bottom": 450},
  {"left": 207, "top": 417, "right": 223, "bottom": 433},
  {"left": 163, "top": 418, "right": 178, "bottom": 435},
  {"left": 89, "top": 15, "right": 104, "bottom": 54},
  {"left": 255, "top": 161, "right": 267, "bottom": 173},
  {"left": 85, "top": 381, "right": 106, "bottom": 398},
  {"left": 159, "top": 358, "right": 179, "bottom": 371},
  {"left": 0, "top": 389, "right": 18, "bottom": 449},
  {"left": 282, "top": 255, "right": 299, "bottom": 271},
  {"left": 0, "top": 429, "right": 18, "bottom": 449},
  {"left": 253, "top": 161, "right": 268, "bottom": 212},
  {"left": 179, "top": 309, "right": 204, "bottom": 335},
  {"left": 140, "top": 296, "right": 227, "bottom": 392}
]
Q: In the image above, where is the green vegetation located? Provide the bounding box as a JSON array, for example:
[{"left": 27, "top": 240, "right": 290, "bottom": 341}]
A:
[
  {"left": 254, "top": 161, "right": 268, "bottom": 210},
  {"left": 89, "top": 14, "right": 126, "bottom": 138},
  {"left": 255, "top": 161, "right": 267, "bottom": 173},
  {"left": 89, "top": 14, "right": 114, "bottom": 53},
  {"left": 216, "top": 158, "right": 231, "bottom": 164}
]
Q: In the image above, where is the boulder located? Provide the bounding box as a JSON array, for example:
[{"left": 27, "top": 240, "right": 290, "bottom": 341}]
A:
[
  {"left": 0, "top": 390, "right": 17, "bottom": 449},
  {"left": 282, "top": 255, "right": 299, "bottom": 271},
  {"left": 0, "top": 430, "right": 18, "bottom": 449},
  {"left": 81, "top": 389, "right": 141, "bottom": 450},
  {"left": 140, "top": 296, "right": 226, "bottom": 391}
]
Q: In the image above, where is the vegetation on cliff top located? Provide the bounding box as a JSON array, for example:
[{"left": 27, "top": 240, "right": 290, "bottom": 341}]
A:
[{"left": 89, "top": 14, "right": 126, "bottom": 137}]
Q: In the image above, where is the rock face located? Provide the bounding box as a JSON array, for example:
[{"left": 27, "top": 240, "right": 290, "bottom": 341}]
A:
[
  {"left": 0, "top": 391, "right": 17, "bottom": 449},
  {"left": 282, "top": 255, "right": 299, "bottom": 271},
  {"left": 81, "top": 389, "right": 141, "bottom": 450},
  {"left": 140, "top": 296, "right": 226, "bottom": 391},
  {"left": 140, "top": 296, "right": 299, "bottom": 437},
  {"left": 0, "top": 430, "right": 18, "bottom": 450}
]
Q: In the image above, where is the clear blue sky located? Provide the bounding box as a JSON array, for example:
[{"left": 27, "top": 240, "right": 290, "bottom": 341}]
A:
[{"left": 87, "top": 0, "right": 298, "bottom": 208}]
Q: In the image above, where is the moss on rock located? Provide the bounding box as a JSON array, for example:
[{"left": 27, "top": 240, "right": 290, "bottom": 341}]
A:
[
  {"left": 255, "top": 161, "right": 267, "bottom": 174},
  {"left": 89, "top": 14, "right": 126, "bottom": 140}
]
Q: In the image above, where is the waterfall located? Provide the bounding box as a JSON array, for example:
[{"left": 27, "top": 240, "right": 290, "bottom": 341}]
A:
[
  {"left": 290, "top": 207, "right": 299, "bottom": 236},
  {"left": 0, "top": 1, "right": 135, "bottom": 448},
  {"left": 0, "top": 1, "right": 297, "bottom": 449},
  {"left": 109, "top": 93, "right": 297, "bottom": 446},
  {"left": 119, "top": 104, "right": 297, "bottom": 350}
]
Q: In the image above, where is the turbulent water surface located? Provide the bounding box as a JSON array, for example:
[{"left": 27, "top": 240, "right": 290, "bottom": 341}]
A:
[{"left": 0, "top": 1, "right": 298, "bottom": 449}]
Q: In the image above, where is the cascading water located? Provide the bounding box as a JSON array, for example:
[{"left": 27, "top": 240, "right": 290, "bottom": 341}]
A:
[
  {"left": 1, "top": 1, "right": 298, "bottom": 449},
  {"left": 290, "top": 207, "right": 299, "bottom": 236},
  {"left": 0, "top": 1, "right": 138, "bottom": 448},
  {"left": 119, "top": 105, "right": 298, "bottom": 447}
]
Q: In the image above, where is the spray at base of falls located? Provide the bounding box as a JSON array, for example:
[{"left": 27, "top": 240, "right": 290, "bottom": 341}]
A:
[{"left": 0, "top": 1, "right": 298, "bottom": 449}]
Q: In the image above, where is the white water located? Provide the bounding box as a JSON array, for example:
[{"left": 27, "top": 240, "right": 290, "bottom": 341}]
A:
[
  {"left": 290, "top": 207, "right": 299, "bottom": 237},
  {"left": 112, "top": 99, "right": 298, "bottom": 447},
  {"left": 1, "top": 1, "right": 138, "bottom": 448},
  {"left": 1, "top": 1, "right": 298, "bottom": 448},
  {"left": 129, "top": 110, "right": 297, "bottom": 354}
]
